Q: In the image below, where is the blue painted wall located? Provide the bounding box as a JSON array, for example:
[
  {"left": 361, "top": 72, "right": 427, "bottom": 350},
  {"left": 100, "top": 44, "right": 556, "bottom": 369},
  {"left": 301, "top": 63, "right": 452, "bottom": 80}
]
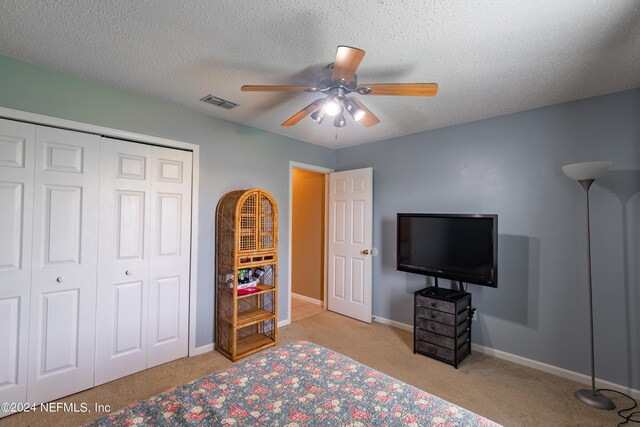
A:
[
  {"left": 2, "top": 53, "right": 638, "bottom": 390},
  {"left": 0, "top": 55, "right": 336, "bottom": 347},
  {"left": 336, "top": 89, "right": 640, "bottom": 389}
]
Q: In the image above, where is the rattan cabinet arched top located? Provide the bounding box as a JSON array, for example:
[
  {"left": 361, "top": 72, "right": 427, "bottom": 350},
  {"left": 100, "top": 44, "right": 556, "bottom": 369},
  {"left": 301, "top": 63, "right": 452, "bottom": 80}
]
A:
[{"left": 216, "top": 189, "right": 278, "bottom": 361}]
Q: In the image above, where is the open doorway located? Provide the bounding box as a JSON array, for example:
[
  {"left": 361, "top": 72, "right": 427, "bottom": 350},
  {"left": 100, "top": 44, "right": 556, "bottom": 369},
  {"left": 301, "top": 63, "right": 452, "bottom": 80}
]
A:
[{"left": 288, "top": 162, "right": 333, "bottom": 324}]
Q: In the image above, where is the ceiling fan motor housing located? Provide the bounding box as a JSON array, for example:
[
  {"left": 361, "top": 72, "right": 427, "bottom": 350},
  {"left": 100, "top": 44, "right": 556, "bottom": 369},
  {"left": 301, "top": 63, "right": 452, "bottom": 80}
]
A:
[{"left": 317, "top": 63, "right": 359, "bottom": 93}]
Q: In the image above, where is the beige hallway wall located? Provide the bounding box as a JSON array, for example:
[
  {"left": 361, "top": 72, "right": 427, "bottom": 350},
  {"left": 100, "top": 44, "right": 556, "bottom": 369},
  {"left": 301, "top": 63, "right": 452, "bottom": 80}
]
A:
[{"left": 291, "top": 168, "right": 325, "bottom": 301}]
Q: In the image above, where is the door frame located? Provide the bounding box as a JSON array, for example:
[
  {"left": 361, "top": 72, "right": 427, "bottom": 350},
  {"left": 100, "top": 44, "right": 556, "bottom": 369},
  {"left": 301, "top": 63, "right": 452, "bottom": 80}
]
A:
[
  {"left": 285, "top": 161, "right": 334, "bottom": 326},
  {"left": 0, "top": 106, "right": 205, "bottom": 357}
]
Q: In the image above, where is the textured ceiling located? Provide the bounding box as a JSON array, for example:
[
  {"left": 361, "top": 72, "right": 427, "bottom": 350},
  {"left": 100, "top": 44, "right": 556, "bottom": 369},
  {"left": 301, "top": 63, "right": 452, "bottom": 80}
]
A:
[{"left": 1, "top": 1, "right": 639, "bottom": 149}]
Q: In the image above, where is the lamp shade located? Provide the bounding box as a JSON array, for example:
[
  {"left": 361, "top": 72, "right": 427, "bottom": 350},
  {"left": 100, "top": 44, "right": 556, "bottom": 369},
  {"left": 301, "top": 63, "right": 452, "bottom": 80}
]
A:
[{"left": 562, "top": 161, "right": 611, "bottom": 181}]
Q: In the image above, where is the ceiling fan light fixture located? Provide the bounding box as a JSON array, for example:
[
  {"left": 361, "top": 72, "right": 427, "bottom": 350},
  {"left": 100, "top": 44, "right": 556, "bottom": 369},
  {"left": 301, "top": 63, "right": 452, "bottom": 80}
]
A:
[
  {"left": 310, "top": 108, "right": 325, "bottom": 124},
  {"left": 324, "top": 97, "right": 342, "bottom": 116},
  {"left": 345, "top": 98, "right": 365, "bottom": 121},
  {"left": 334, "top": 114, "right": 346, "bottom": 128}
]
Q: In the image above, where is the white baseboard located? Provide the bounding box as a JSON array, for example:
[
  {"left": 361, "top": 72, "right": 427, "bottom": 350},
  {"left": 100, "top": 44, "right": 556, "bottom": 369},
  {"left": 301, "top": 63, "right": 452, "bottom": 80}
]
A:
[
  {"left": 291, "top": 292, "right": 323, "bottom": 306},
  {"left": 278, "top": 318, "right": 291, "bottom": 328},
  {"left": 471, "top": 343, "right": 640, "bottom": 400},
  {"left": 373, "top": 317, "right": 640, "bottom": 400},
  {"left": 190, "top": 343, "right": 214, "bottom": 356},
  {"left": 373, "top": 315, "right": 413, "bottom": 332}
]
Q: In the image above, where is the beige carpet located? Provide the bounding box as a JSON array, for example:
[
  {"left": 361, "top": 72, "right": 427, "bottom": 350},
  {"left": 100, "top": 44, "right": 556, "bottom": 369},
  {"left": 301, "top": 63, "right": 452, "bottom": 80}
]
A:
[
  {"left": 291, "top": 296, "right": 325, "bottom": 322},
  {"left": 1, "top": 309, "right": 629, "bottom": 426}
]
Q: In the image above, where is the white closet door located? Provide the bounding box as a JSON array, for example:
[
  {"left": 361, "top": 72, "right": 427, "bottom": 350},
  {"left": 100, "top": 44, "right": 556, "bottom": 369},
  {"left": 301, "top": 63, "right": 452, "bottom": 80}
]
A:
[
  {"left": 95, "top": 139, "right": 152, "bottom": 385},
  {"left": 27, "top": 126, "right": 100, "bottom": 403},
  {"left": 147, "top": 146, "right": 192, "bottom": 367},
  {"left": 95, "top": 139, "right": 191, "bottom": 383},
  {"left": 0, "top": 119, "right": 35, "bottom": 415}
]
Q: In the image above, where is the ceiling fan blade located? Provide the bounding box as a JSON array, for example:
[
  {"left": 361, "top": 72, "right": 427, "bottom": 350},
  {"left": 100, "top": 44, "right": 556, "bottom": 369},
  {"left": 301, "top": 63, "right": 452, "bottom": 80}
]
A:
[
  {"left": 281, "top": 100, "right": 323, "bottom": 126},
  {"left": 332, "top": 46, "right": 366, "bottom": 84},
  {"left": 241, "top": 85, "right": 318, "bottom": 92},
  {"left": 357, "top": 83, "right": 438, "bottom": 96},
  {"left": 350, "top": 98, "right": 380, "bottom": 127}
]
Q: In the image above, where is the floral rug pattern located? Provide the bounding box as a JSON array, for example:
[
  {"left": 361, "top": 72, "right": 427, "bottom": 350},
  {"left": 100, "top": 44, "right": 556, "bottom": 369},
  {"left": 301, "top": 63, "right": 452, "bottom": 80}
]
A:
[{"left": 89, "top": 341, "right": 499, "bottom": 426}]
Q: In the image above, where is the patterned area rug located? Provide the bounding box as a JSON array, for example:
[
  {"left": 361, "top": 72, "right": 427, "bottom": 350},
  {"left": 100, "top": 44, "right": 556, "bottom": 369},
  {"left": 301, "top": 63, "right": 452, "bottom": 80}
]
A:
[{"left": 89, "top": 341, "right": 500, "bottom": 426}]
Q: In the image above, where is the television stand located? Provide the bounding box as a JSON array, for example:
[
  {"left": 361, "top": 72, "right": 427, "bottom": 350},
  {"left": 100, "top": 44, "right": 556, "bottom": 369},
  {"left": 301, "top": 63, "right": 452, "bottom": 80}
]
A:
[{"left": 414, "top": 286, "right": 472, "bottom": 368}]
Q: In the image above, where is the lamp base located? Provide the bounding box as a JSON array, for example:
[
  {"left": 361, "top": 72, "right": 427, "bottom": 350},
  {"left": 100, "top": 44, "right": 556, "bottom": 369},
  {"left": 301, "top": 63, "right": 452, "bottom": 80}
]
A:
[{"left": 574, "top": 389, "right": 615, "bottom": 410}]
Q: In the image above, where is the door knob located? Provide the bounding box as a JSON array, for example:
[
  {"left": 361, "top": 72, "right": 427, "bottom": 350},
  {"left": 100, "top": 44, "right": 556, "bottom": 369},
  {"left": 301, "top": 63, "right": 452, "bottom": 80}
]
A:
[
  {"left": 56, "top": 276, "right": 64, "bottom": 283},
  {"left": 125, "top": 269, "right": 133, "bottom": 275},
  {"left": 360, "top": 248, "right": 379, "bottom": 256}
]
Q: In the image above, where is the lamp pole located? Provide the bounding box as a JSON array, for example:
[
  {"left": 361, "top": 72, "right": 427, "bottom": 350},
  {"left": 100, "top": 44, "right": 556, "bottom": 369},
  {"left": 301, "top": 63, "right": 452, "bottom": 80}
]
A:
[{"left": 581, "top": 179, "right": 597, "bottom": 397}]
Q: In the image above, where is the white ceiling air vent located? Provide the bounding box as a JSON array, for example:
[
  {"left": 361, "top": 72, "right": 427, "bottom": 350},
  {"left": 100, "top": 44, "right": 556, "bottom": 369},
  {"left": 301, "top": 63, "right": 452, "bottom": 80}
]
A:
[{"left": 200, "top": 94, "right": 238, "bottom": 110}]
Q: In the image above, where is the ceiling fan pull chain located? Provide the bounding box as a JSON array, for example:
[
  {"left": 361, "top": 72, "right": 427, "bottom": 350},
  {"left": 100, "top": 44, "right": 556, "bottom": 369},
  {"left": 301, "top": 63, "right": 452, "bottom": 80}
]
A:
[{"left": 335, "top": 129, "right": 338, "bottom": 140}]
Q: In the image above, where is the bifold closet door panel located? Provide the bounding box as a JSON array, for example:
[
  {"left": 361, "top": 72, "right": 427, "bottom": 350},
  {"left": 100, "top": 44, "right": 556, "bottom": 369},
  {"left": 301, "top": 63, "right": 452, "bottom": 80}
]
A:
[
  {"left": 95, "top": 139, "right": 152, "bottom": 386},
  {"left": 96, "top": 140, "right": 192, "bottom": 381},
  {"left": 27, "top": 126, "right": 100, "bottom": 404},
  {"left": 0, "top": 119, "right": 35, "bottom": 414},
  {"left": 147, "top": 146, "right": 192, "bottom": 368}
]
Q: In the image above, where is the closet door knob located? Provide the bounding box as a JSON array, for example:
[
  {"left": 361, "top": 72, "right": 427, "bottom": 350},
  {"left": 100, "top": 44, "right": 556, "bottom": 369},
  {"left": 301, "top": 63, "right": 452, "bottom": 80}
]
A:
[
  {"left": 56, "top": 276, "right": 64, "bottom": 283},
  {"left": 125, "top": 269, "right": 132, "bottom": 276}
]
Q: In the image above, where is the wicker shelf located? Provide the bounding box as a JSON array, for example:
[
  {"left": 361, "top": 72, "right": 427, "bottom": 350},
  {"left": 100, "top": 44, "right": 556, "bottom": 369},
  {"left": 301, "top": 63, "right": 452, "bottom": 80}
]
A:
[
  {"left": 236, "top": 284, "right": 275, "bottom": 299},
  {"left": 216, "top": 189, "right": 278, "bottom": 361},
  {"left": 219, "top": 306, "right": 276, "bottom": 327},
  {"left": 236, "top": 333, "right": 276, "bottom": 358},
  {"left": 236, "top": 307, "right": 276, "bottom": 328}
]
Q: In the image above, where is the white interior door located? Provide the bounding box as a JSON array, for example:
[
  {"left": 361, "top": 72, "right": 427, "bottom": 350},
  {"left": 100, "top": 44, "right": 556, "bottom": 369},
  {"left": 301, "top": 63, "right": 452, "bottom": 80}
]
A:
[
  {"left": 327, "top": 168, "right": 373, "bottom": 323},
  {"left": 96, "top": 139, "right": 192, "bottom": 384},
  {"left": 95, "top": 138, "right": 152, "bottom": 385},
  {"left": 0, "top": 119, "right": 35, "bottom": 415},
  {"left": 27, "top": 126, "right": 100, "bottom": 403},
  {"left": 147, "top": 146, "right": 192, "bottom": 367}
]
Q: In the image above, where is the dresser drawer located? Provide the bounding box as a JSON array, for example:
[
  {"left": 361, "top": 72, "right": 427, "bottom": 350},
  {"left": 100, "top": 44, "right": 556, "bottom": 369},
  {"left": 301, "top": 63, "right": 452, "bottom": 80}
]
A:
[
  {"left": 416, "top": 328, "right": 470, "bottom": 350},
  {"left": 416, "top": 295, "right": 456, "bottom": 314},
  {"left": 416, "top": 317, "right": 455, "bottom": 337},
  {"left": 416, "top": 306, "right": 455, "bottom": 325},
  {"left": 456, "top": 308, "right": 471, "bottom": 325},
  {"left": 415, "top": 340, "right": 454, "bottom": 362}
]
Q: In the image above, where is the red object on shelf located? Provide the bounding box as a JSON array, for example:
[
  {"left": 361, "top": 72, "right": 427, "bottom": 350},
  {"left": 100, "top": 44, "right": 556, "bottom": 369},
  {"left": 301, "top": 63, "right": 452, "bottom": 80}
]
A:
[{"left": 237, "top": 287, "right": 260, "bottom": 295}]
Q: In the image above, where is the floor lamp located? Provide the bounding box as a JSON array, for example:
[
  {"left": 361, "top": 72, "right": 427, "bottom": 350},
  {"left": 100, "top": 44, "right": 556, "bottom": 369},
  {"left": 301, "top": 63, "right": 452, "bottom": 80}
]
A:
[{"left": 561, "top": 161, "right": 615, "bottom": 410}]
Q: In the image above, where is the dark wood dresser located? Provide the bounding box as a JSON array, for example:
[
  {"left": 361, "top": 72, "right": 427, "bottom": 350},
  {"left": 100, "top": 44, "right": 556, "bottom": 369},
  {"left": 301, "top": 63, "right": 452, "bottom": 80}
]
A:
[{"left": 414, "top": 287, "right": 472, "bottom": 368}]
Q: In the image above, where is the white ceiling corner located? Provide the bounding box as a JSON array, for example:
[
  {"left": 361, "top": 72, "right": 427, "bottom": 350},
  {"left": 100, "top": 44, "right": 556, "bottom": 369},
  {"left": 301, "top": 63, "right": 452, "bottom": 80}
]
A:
[{"left": 0, "top": 0, "right": 639, "bottom": 149}]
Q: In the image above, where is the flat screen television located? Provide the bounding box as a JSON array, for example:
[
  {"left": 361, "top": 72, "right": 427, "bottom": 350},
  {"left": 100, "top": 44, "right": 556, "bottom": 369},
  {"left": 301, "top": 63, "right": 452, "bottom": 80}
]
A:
[{"left": 397, "top": 213, "right": 498, "bottom": 287}]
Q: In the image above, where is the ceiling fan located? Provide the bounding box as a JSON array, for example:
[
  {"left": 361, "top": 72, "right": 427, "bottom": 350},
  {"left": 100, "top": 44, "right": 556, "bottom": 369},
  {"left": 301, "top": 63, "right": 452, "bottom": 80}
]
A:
[{"left": 241, "top": 45, "right": 438, "bottom": 128}]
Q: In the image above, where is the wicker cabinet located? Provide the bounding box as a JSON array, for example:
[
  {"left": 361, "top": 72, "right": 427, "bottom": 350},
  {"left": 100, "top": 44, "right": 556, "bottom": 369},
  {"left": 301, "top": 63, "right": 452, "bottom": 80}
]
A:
[{"left": 216, "top": 189, "right": 278, "bottom": 361}]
